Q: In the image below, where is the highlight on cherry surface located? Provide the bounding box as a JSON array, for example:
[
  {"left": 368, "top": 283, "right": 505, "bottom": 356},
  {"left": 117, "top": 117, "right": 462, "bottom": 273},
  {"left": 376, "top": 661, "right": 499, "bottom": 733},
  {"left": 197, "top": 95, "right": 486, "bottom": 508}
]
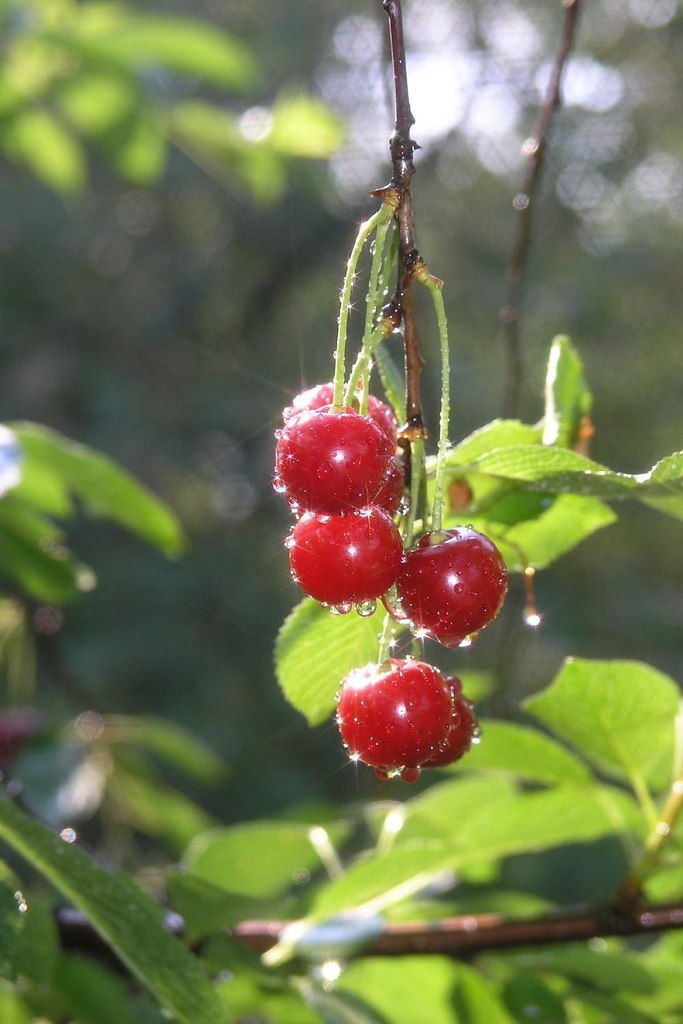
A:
[
  {"left": 396, "top": 526, "right": 508, "bottom": 647},
  {"left": 336, "top": 658, "right": 476, "bottom": 781}
]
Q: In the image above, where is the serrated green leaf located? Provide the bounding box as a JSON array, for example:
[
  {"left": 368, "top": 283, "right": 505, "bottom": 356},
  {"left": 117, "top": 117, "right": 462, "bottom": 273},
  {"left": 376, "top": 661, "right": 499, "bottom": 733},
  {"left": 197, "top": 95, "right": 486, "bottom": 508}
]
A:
[
  {"left": 466, "top": 444, "right": 683, "bottom": 508},
  {"left": 183, "top": 820, "right": 348, "bottom": 899},
  {"left": 275, "top": 598, "right": 387, "bottom": 726},
  {"left": 445, "top": 720, "right": 592, "bottom": 785},
  {"left": 396, "top": 777, "right": 519, "bottom": 844},
  {"left": 0, "top": 798, "right": 227, "bottom": 1023},
  {"left": 446, "top": 420, "right": 543, "bottom": 466},
  {"left": 542, "top": 335, "right": 592, "bottom": 448},
  {"left": 524, "top": 659, "right": 681, "bottom": 791},
  {"left": 11, "top": 422, "right": 184, "bottom": 556},
  {"left": 448, "top": 494, "right": 616, "bottom": 572},
  {"left": 339, "top": 957, "right": 459, "bottom": 1024}
]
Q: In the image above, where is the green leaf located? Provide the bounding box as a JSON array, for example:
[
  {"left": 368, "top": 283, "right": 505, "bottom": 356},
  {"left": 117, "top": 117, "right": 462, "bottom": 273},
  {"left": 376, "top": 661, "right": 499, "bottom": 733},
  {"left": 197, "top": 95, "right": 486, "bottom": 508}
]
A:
[
  {"left": 524, "top": 659, "right": 681, "bottom": 790},
  {"left": 453, "top": 965, "right": 515, "bottom": 1024},
  {"left": 503, "top": 973, "right": 569, "bottom": 1024},
  {"left": 103, "top": 715, "right": 225, "bottom": 783},
  {"left": 107, "top": 759, "right": 215, "bottom": 856},
  {"left": 339, "top": 957, "right": 459, "bottom": 1024},
  {"left": 275, "top": 598, "right": 387, "bottom": 726},
  {"left": 446, "top": 720, "right": 592, "bottom": 785},
  {"left": 464, "top": 444, "right": 683, "bottom": 510},
  {"left": 2, "top": 108, "right": 86, "bottom": 194},
  {"left": 0, "top": 798, "right": 227, "bottom": 1024},
  {"left": 542, "top": 335, "right": 592, "bottom": 448},
  {"left": 12, "top": 422, "right": 184, "bottom": 556},
  {"left": 269, "top": 96, "right": 343, "bottom": 158},
  {"left": 103, "top": 108, "right": 167, "bottom": 184},
  {"left": 167, "top": 873, "right": 265, "bottom": 941},
  {"left": 446, "top": 420, "right": 543, "bottom": 466},
  {"left": 58, "top": 71, "right": 138, "bottom": 137},
  {"left": 53, "top": 956, "right": 143, "bottom": 1024},
  {"left": 13, "top": 894, "right": 59, "bottom": 985},
  {"left": 0, "top": 987, "right": 31, "bottom": 1024},
  {"left": 0, "top": 880, "right": 26, "bottom": 980},
  {"left": 299, "top": 981, "right": 390, "bottom": 1024},
  {"left": 395, "top": 777, "right": 519, "bottom": 845},
  {"left": 373, "top": 346, "right": 405, "bottom": 425},
  {"left": 183, "top": 820, "right": 347, "bottom": 899},
  {"left": 511, "top": 946, "right": 656, "bottom": 995},
  {"left": 169, "top": 101, "right": 285, "bottom": 203},
  {"left": 309, "top": 786, "right": 628, "bottom": 921},
  {"left": 87, "top": 16, "right": 257, "bottom": 90},
  {"left": 452, "top": 495, "right": 617, "bottom": 572},
  {"left": 0, "top": 501, "right": 86, "bottom": 603}
]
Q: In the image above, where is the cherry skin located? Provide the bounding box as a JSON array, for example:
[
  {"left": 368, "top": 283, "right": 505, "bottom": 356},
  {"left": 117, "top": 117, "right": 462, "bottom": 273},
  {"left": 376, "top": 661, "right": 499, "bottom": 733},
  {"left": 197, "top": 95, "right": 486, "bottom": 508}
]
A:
[
  {"left": 336, "top": 658, "right": 454, "bottom": 774},
  {"left": 396, "top": 527, "right": 508, "bottom": 647},
  {"left": 275, "top": 406, "right": 394, "bottom": 514},
  {"left": 422, "top": 677, "right": 478, "bottom": 767},
  {"left": 374, "top": 456, "right": 405, "bottom": 515},
  {"left": 283, "top": 382, "right": 398, "bottom": 444},
  {"left": 288, "top": 507, "right": 402, "bottom": 605}
]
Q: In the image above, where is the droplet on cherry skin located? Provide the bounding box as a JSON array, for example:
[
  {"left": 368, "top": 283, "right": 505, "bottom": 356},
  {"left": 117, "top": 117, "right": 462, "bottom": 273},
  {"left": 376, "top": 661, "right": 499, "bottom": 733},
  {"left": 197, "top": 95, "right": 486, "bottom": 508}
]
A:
[{"left": 329, "top": 603, "right": 353, "bottom": 616}]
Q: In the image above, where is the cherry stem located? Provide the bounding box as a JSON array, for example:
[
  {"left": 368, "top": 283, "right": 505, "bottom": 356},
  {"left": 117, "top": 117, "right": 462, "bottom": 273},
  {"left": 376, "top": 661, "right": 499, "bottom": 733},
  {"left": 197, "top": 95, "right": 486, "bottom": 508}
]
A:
[
  {"left": 501, "top": 0, "right": 582, "bottom": 418},
  {"left": 333, "top": 206, "right": 391, "bottom": 409},
  {"left": 416, "top": 268, "right": 450, "bottom": 535},
  {"left": 344, "top": 204, "right": 396, "bottom": 409},
  {"left": 625, "top": 703, "right": 683, "bottom": 889}
]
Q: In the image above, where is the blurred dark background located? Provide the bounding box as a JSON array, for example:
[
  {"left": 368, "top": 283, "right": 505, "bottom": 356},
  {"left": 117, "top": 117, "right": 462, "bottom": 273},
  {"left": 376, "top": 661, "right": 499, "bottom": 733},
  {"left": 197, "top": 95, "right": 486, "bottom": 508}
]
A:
[{"left": 1, "top": 0, "right": 681, "bottom": 825}]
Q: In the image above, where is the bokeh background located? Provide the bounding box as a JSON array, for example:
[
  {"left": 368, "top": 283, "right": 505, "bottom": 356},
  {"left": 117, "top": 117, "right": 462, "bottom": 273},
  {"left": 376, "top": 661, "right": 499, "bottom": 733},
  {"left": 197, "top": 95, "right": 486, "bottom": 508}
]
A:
[{"left": 1, "top": 0, "right": 681, "bottom": 828}]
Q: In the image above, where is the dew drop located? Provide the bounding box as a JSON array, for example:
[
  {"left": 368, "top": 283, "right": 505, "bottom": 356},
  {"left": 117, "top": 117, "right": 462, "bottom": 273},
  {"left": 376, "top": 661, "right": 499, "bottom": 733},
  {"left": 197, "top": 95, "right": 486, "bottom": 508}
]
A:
[
  {"left": 471, "top": 724, "right": 482, "bottom": 745},
  {"left": 397, "top": 496, "right": 411, "bottom": 515},
  {"left": 329, "top": 603, "right": 353, "bottom": 616},
  {"left": 400, "top": 766, "right": 421, "bottom": 783},
  {"left": 272, "top": 477, "right": 286, "bottom": 494},
  {"left": 355, "top": 599, "right": 377, "bottom": 617}
]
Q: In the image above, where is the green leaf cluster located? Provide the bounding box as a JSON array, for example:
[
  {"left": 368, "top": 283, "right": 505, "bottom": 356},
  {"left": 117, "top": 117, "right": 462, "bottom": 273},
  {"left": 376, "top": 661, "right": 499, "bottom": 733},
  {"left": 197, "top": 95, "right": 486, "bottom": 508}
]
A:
[{"left": 0, "top": 1, "right": 342, "bottom": 195}]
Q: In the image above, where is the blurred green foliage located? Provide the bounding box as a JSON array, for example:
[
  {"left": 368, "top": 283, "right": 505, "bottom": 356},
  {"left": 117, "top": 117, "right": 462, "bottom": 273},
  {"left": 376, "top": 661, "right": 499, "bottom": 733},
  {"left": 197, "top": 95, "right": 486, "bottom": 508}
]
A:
[{"left": 0, "top": 0, "right": 680, "bottom": 905}]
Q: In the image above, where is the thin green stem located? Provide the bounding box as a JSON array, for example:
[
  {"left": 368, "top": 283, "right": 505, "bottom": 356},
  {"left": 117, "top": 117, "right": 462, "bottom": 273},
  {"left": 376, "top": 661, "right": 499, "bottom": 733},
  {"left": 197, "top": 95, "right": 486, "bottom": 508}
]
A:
[
  {"left": 333, "top": 206, "right": 393, "bottom": 409},
  {"left": 627, "top": 703, "right": 683, "bottom": 887},
  {"left": 345, "top": 323, "right": 394, "bottom": 403},
  {"left": 629, "top": 769, "right": 660, "bottom": 834},
  {"left": 404, "top": 439, "right": 425, "bottom": 549},
  {"left": 416, "top": 270, "right": 450, "bottom": 534}
]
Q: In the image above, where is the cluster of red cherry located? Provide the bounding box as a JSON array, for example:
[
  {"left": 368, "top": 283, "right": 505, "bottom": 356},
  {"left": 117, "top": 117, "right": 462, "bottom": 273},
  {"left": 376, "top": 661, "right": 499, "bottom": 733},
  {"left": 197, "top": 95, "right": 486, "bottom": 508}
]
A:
[{"left": 274, "top": 383, "right": 507, "bottom": 781}]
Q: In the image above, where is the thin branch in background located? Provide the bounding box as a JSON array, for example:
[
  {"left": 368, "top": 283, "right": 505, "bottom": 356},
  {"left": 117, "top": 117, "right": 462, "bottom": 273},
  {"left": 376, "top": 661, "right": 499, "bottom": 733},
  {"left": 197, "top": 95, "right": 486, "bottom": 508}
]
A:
[
  {"left": 376, "top": 0, "right": 428, "bottom": 441},
  {"left": 231, "top": 900, "right": 683, "bottom": 959},
  {"left": 54, "top": 900, "right": 683, "bottom": 964},
  {"left": 501, "top": 0, "right": 582, "bottom": 418}
]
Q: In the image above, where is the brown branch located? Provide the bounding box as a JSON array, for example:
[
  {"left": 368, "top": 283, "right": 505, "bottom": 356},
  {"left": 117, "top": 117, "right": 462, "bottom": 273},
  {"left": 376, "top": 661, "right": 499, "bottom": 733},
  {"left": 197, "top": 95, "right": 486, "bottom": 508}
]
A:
[
  {"left": 232, "top": 901, "right": 683, "bottom": 959},
  {"left": 376, "top": 0, "right": 427, "bottom": 441},
  {"left": 55, "top": 900, "right": 683, "bottom": 965},
  {"left": 501, "top": 0, "right": 582, "bottom": 418}
]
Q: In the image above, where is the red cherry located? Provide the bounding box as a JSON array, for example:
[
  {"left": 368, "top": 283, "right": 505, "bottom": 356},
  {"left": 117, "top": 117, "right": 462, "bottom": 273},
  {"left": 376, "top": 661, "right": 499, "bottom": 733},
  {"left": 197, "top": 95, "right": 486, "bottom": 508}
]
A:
[
  {"left": 336, "top": 659, "right": 453, "bottom": 774},
  {"left": 287, "top": 507, "right": 402, "bottom": 605},
  {"left": 396, "top": 527, "right": 508, "bottom": 647},
  {"left": 275, "top": 407, "right": 394, "bottom": 514},
  {"left": 422, "top": 678, "right": 477, "bottom": 767},
  {"left": 374, "top": 456, "right": 405, "bottom": 515},
  {"left": 283, "top": 383, "right": 398, "bottom": 444}
]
